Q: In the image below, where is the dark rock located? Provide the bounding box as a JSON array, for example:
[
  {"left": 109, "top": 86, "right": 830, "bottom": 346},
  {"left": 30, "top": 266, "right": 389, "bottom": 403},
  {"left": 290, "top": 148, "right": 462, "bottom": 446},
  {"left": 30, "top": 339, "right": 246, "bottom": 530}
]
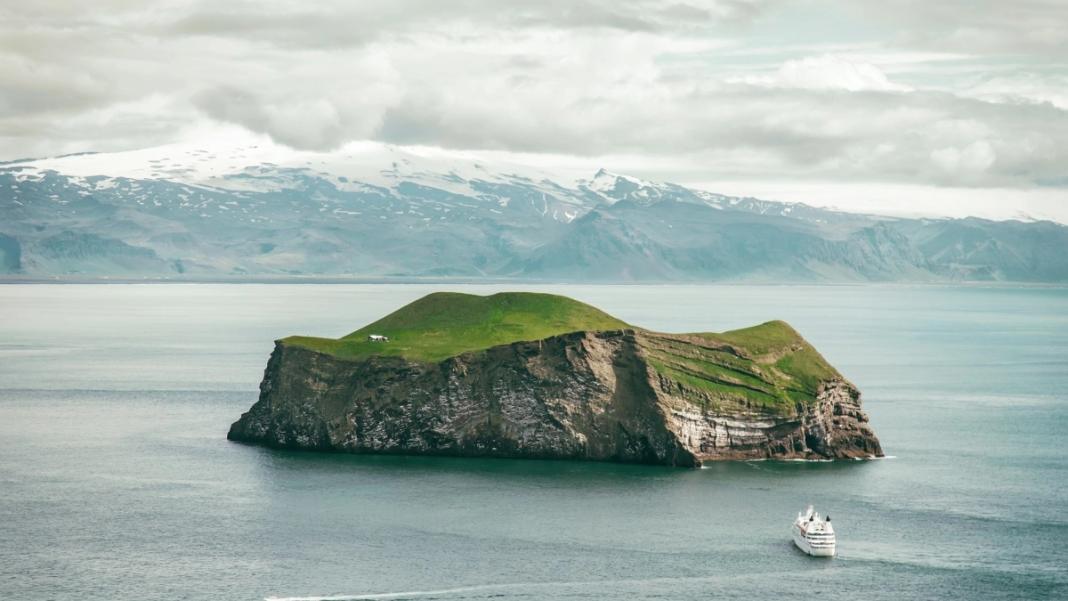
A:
[{"left": 228, "top": 330, "right": 883, "bottom": 466}]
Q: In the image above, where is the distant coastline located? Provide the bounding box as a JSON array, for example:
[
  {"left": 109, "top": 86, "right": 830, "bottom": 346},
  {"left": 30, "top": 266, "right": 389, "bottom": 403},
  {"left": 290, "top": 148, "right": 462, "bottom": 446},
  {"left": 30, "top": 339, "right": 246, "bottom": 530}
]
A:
[{"left": 3, "top": 275, "right": 1068, "bottom": 288}]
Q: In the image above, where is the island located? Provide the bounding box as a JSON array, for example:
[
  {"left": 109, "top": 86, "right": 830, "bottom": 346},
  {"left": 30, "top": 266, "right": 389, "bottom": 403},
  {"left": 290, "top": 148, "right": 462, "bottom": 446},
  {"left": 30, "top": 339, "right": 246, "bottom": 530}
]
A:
[{"left": 227, "top": 292, "right": 883, "bottom": 467}]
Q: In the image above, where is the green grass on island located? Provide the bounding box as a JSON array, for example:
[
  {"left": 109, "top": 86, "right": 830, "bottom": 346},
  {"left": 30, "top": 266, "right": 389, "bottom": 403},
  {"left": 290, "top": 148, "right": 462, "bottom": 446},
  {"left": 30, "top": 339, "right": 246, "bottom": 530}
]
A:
[
  {"left": 283, "top": 292, "right": 843, "bottom": 412},
  {"left": 283, "top": 292, "right": 629, "bottom": 363},
  {"left": 641, "top": 320, "right": 841, "bottom": 412}
]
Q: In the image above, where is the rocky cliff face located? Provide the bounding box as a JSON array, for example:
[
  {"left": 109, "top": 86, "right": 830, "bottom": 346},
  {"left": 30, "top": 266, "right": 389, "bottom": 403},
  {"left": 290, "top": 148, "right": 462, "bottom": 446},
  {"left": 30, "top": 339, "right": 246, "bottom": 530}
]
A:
[{"left": 228, "top": 329, "right": 882, "bottom": 466}]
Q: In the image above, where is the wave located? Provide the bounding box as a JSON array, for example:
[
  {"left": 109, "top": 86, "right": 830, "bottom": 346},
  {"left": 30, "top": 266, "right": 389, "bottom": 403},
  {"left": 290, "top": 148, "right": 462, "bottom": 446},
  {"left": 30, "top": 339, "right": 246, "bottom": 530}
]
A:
[
  {"left": 704, "top": 455, "right": 893, "bottom": 468},
  {"left": 264, "top": 569, "right": 866, "bottom": 601},
  {"left": 265, "top": 583, "right": 527, "bottom": 601}
]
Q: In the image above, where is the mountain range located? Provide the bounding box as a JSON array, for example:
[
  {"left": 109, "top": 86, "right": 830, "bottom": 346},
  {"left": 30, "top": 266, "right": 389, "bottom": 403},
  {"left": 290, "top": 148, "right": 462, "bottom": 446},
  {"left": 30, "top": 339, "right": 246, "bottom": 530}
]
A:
[{"left": 2, "top": 140, "right": 1066, "bottom": 282}]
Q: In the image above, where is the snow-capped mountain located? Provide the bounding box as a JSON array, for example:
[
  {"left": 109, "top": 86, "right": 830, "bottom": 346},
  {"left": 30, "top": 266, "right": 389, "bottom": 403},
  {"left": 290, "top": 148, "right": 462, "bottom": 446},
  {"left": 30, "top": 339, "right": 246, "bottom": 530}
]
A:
[
  {"left": 4, "top": 136, "right": 847, "bottom": 225},
  {"left": 2, "top": 138, "right": 1067, "bottom": 282}
]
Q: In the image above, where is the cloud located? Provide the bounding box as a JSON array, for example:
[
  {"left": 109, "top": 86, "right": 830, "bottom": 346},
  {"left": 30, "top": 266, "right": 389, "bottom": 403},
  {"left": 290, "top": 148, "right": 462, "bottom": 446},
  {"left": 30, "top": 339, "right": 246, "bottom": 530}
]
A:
[
  {"left": 194, "top": 89, "right": 374, "bottom": 151},
  {"left": 194, "top": 88, "right": 343, "bottom": 150},
  {"left": 960, "top": 72, "right": 1068, "bottom": 110},
  {"left": 848, "top": 0, "right": 1068, "bottom": 55},
  {"left": 0, "top": 54, "right": 112, "bottom": 115},
  {"left": 0, "top": 0, "right": 1065, "bottom": 192},
  {"left": 164, "top": 0, "right": 770, "bottom": 49},
  {"left": 732, "top": 55, "right": 912, "bottom": 92},
  {"left": 930, "top": 140, "right": 996, "bottom": 177}
]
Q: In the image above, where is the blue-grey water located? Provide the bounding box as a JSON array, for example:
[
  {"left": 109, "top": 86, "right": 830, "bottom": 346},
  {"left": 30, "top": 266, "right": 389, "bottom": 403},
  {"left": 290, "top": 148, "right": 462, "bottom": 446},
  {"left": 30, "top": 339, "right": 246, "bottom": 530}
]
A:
[{"left": 1, "top": 283, "right": 1066, "bottom": 601}]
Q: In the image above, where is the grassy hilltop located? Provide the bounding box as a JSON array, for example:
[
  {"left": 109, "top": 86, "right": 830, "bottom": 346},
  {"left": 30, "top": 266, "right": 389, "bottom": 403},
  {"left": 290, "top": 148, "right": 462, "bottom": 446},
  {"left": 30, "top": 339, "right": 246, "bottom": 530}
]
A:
[
  {"left": 640, "top": 321, "right": 839, "bottom": 412},
  {"left": 284, "top": 292, "right": 629, "bottom": 363},
  {"left": 283, "top": 292, "right": 843, "bottom": 413}
]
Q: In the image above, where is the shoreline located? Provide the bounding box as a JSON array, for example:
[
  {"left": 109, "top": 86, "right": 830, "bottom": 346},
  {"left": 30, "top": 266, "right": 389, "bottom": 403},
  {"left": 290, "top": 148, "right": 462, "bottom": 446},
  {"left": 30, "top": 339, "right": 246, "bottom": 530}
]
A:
[{"left": 2, "top": 276, "right": 1067, "bottom": 288}]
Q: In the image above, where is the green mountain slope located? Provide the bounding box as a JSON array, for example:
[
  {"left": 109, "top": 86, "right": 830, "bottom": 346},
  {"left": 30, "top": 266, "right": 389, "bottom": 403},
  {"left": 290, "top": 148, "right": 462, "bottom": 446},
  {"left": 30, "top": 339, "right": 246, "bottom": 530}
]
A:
[
  {"left": 284, "top": 292, "right": 629, "bottom": 362},
  {"left": 283, "top": 292, "right": 844, "bottom": 415},
  {"left": 233, "top": 292, "right": 880, "bottom": 462},
  {"left": 641, "top": 321, "right": 840, "bottom": 413}
]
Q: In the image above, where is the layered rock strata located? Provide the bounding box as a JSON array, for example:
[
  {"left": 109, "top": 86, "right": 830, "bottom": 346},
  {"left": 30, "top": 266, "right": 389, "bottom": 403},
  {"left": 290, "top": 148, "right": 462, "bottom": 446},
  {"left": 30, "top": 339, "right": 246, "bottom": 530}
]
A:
[{"left": 228, "top": 329, "right": 882, "bottom": 466}]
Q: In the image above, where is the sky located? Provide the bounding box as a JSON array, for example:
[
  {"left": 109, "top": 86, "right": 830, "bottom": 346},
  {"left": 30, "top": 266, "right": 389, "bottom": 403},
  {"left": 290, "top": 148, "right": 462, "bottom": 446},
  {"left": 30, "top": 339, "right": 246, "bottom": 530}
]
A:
[{"left": 2, "top": 0, "right": 1067, "bottom": 221}]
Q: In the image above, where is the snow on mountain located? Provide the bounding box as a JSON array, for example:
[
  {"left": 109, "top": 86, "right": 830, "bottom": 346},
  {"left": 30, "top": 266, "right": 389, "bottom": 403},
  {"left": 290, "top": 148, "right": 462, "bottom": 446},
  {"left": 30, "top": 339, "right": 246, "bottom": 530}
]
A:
[
  {"left": 11, "top": 136, "right": 589, "bottom": 204},
  {"left": 8, "top": 139, "right": 633, "bottom": 228},
  {"left": 6, "top": 132, "right": 848, "bottom": 229},
  {"left": 8, "top": 131, "right": 1065, "bottom": 228},
  {"left": 6, "top": 136, "right": 1065, "bottom": 282}
]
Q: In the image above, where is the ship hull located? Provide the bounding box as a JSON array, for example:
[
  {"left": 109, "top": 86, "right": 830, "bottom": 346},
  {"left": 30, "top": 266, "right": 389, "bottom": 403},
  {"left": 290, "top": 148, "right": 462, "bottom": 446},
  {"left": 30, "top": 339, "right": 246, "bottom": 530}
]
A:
[{"left": 792, "top": 527, "right": 836, "bottom": 557}]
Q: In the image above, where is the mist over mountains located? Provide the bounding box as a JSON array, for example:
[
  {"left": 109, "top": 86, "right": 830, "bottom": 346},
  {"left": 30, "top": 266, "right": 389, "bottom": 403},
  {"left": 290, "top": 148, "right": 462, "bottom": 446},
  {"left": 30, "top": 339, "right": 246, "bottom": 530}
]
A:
[{"left": 2, "top": 142, "right": 1066, "bottom": 282}]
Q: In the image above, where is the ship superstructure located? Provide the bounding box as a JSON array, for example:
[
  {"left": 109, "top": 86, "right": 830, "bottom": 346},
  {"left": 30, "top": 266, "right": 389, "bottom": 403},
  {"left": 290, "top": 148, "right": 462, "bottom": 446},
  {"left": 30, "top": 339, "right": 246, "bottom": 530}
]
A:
[{"left": 792, "top": 505, "right": 836, "bottom": 557}]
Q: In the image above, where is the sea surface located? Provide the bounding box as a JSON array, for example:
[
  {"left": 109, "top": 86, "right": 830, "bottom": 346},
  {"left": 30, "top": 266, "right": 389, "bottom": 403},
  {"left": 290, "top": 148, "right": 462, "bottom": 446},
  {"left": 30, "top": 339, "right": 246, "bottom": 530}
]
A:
[{"left": 1, "top": 283, "right": 1066, "bottom": 601}]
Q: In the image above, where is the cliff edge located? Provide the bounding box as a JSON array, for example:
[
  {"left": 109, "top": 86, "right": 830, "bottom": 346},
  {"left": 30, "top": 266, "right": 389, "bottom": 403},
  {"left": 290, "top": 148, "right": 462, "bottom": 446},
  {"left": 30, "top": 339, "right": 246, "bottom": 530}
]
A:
[{"left": 228, "top": 292, "right": 882, "bottom": 466}]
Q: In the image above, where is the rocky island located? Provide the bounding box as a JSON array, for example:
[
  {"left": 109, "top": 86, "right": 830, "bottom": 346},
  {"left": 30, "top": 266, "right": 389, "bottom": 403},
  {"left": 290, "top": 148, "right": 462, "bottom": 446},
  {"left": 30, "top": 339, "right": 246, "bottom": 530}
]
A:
[{"left": 228, "top": 292, "right": 882, "bottom": 467}]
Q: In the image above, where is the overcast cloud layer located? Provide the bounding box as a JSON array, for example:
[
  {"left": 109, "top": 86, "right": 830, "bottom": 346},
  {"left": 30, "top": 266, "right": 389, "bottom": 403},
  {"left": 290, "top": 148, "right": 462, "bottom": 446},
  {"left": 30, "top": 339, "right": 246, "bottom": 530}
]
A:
[{"left": 2, "top": 0, "right": 1067, "bottom": 213}]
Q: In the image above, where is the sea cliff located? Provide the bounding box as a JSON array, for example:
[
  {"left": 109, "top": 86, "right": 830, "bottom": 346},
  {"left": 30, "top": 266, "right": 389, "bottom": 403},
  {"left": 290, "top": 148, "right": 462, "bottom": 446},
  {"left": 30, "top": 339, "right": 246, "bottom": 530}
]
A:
[{"left": 228, "top": 293, "right": 882, "bottom": 466}]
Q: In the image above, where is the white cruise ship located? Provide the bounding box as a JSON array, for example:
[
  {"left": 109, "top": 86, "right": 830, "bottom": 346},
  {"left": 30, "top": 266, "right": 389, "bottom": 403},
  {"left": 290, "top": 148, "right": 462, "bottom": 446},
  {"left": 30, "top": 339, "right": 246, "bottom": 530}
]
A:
[{"left": 792, "top": 505, "right": 836, "bottom": 557}]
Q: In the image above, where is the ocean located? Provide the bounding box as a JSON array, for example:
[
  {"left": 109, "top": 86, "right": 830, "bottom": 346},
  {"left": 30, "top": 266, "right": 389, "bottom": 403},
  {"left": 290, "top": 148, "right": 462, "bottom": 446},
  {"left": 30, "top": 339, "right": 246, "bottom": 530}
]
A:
[{"left": 1, "top": 283, "right": 1065, "bottom": 600}]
